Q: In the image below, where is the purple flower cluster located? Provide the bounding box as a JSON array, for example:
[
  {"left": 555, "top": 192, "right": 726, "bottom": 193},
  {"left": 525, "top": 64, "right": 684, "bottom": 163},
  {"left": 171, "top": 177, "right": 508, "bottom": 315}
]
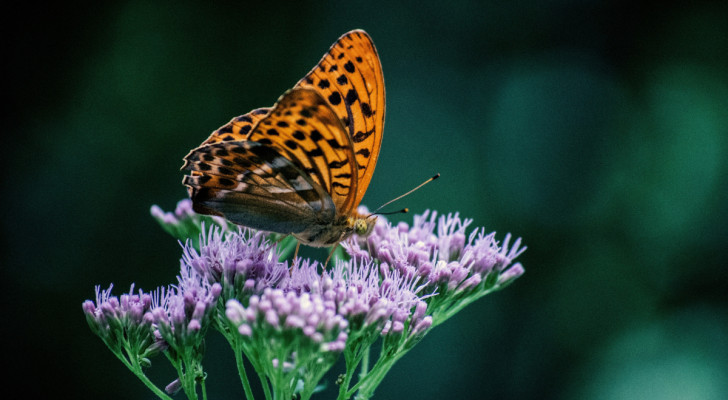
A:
[
  {"left": 83, "top": 284, "right": 153, "bottom": 333},
  {"left": 180, "top": 226, "right": 288, "bottom": 295},
  {"left": 82, "top": 284, "right": 159, "bottom": 360},
  {"left": 151, "top": 199, "right": 231, "bottom": 246},
  {"left": 345, "top": 209, "right": 526, "bottom": 294},
  {"left": 85, "top": 202, "right": 526, "bottom": 399},
  {"left": 319, "top": 259, "right": 431, "bottom": 338},
  {"left": 150, "top": 199, "right": 196, "bottom": 226},
  {"left": 226, "top": 288, "right": 349, "bottom": 353},
  {"left": 149, "top": 266, "right": 222, "bottom": 350}
]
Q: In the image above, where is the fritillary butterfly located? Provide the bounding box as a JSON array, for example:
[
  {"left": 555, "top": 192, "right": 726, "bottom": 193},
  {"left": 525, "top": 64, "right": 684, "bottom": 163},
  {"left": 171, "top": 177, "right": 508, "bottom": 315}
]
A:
[{"left": 182, "top": 30, "right": 385, "bottom": 248}]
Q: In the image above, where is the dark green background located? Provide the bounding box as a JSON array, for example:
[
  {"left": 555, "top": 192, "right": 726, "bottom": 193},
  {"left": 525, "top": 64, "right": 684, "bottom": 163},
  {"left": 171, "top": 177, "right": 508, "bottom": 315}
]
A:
[{"left": 5, "top": 1, "right": 727, "bottom": 399}]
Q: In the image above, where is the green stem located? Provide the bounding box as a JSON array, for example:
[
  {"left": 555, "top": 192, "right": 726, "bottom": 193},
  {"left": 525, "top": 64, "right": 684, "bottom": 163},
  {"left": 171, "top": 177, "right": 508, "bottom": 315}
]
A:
[
  {"left": 258, "top": 371, "right": 273, "bottom": 400},
  {"left": 200, "top": 379, "right": 208, "bottom": 400},
  {"left": 338, "top": 342, "right": 370, "bottom": 400},
  {"left": 358, "top": 347, "right": 370, "bottom": 380},
  {"left": 175, "top": 356, "right": 198, "bottom": 400},
  {"left": 113, "top": 348, "right": 174, "bottom": 400},
  {"left": 227, "top": 335, "right": 255, "bottom": 400}
]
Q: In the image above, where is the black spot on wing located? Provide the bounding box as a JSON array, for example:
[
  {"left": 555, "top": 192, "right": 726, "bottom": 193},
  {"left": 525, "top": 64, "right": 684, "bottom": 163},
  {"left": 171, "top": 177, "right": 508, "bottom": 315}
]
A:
[
  {"left": 344, "top": 61, "right": 355, "bottom": 73},
  {"left": 352, "top": 129, "right": 374, "bottom": 143},
  {"left": 218, "top": 177, "right": 235, "bottom": 187},
  {"left": 345, "top": 89, "right": 358, "bottom": 105},
  {"left": 307, "top": 148, "right": 324, "bottom": 157},
  {"left": 361, "top": 102, "right": 372, "bottom": 118},
  {"left": 285, "top": 140, "right": 298, "bottom": 150},
  {"left": 328, "top": 159, "right": 349, "bottom": 169},
  {"left": 328, "top": 92, "right": 341, "bottom": 105},
  {"left": 310, "top": 130, "right": 323, "bottom": 142},
  {"left": 356, "top": 148, "right": 371, "bottom": 158}
]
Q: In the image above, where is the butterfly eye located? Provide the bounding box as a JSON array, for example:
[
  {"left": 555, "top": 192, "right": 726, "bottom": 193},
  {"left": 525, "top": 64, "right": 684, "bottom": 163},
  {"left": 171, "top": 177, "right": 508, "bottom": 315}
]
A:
[{"left": 354, "top": 219, "right": 369, "bottom": 236}]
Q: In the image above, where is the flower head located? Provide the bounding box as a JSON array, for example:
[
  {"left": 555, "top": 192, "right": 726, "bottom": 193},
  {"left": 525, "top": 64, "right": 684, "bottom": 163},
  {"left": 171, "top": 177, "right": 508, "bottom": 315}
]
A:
[
  {"left": 82, "top": 284, "right": 157, "bottom": 357},
  {"left": 180, "top": 226, "right": 288, "bottom": 298},
  {"left": 347, "top": 210, "right": 526, "bottom": 294},
  {"left": 150, "top": 267, "right": 222, "bottom": 351}
]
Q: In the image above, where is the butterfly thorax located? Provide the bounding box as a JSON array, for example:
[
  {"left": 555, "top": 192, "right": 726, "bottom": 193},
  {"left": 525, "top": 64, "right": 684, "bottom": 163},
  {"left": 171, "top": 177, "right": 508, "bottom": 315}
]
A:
[{"left": 293, "top": 212, "right": 377, "bottom": 247}]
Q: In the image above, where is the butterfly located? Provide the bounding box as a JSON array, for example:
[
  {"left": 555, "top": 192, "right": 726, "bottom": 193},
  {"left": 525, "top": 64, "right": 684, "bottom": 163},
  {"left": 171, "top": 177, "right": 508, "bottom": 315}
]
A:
[{"left": 182, "top": 29, "right": 385, "bottom": 249}]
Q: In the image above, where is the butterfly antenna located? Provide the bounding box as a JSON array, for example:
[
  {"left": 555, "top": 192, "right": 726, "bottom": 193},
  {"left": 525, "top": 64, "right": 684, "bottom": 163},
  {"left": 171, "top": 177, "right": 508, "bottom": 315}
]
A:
[{"left": 372, "top": 173, "right": 440, "bottom": 215}]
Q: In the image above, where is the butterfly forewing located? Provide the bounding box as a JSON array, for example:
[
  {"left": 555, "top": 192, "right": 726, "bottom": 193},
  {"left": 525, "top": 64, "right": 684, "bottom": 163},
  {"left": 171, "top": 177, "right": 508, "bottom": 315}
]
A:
[
  {"left": 296, "top": 29, "right": 385, "bottom": 212},
  {"left": 245, "top": 88, "right": 358, "bottom": 213}
]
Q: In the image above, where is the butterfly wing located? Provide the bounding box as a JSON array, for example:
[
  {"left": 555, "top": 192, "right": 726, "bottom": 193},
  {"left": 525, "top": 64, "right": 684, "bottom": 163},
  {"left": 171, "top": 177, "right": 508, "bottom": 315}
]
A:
[
  {"left": 296, "top": 29, "right": 385, "bottom": 213},
  {"left": 245, "top": 87, "right": 359, "bottom": 214},
  {"left": 196, "top": 107, "right": 271, "bottom": 147},
  {"left": 181, "top": 90, "right": 347, "bottom": 234},
  {"left": 182, "top": 139, "right": 335, "bottom": 234}
]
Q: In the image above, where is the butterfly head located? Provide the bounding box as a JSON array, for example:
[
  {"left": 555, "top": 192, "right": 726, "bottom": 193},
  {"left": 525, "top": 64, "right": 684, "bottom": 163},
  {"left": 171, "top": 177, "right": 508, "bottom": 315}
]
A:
[{"left": 348, "top": 214, "right": 377, "bottom": 238}]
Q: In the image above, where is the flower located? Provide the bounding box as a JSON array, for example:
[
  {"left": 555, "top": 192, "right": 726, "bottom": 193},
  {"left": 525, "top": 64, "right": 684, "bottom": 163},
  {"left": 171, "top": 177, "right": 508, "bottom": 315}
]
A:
[
  {"left": 180, "top": 226, "right": 288, "bottom": 298},
  {"left": 149, "top": 268, "right": 222, "bottom": 351},
  {"left": 346, "top": 210, "right": 526, "bottom": 295},
  {"left": 150, "top": 199, "right": 230, "bottom": 246},
  {"left": 225, "top": 287, "right": 349, "bottom": 397},
  {"left": 226, "top": 288, "right": 348, "bottom": 352},
  {"left": 86, "top": 201, "right": 527, "bottom": 400},
  {"left": 82, "top": 284, "right": 159, "bottom": 362}
]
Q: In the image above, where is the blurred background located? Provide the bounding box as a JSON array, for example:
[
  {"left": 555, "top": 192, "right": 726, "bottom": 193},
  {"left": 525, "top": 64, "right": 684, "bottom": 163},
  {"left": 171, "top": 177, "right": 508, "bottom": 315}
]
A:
[{"left": 5, "top": 0, "right": 727, "bottom": 398}]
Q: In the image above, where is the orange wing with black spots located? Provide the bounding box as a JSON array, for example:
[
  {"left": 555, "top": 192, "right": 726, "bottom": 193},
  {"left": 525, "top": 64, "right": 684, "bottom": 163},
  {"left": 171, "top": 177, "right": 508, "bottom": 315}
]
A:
[
  {"left": 197, "top": 107, "right": 271, "bottom": 147},
  {"left": 296, "top": 29, "right": 385, "bottom": 212},
  {"left": 245, "top": 88, "right": 358, "bottom": 213}
]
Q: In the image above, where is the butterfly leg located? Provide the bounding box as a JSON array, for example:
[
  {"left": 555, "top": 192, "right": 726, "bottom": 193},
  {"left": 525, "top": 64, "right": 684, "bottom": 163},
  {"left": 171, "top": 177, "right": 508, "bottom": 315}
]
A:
[
  {"left": 294, "top": 241, "right": 301, "bottom": 260},
  {"left": 324, "top": 243, "right": 340, "bottom": 268}
]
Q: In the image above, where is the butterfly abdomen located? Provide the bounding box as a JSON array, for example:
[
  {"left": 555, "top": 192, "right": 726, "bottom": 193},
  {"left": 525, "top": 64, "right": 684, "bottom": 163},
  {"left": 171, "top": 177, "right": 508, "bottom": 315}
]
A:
[{"left": 293, "top": 215, "right": 353, "bottom": 247}]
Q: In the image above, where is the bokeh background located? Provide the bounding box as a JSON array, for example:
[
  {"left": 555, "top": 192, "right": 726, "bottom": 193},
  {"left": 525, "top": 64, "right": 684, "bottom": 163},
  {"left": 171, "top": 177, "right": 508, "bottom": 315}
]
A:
[{"left": 5, "top": 0, "right": 727, "bottom": 399}]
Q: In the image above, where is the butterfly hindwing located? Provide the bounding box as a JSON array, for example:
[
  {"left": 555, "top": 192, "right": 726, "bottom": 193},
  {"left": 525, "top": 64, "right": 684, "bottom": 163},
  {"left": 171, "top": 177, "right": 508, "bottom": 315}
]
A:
[
  {"left": 183, "top": 140, "right": 335, "bottom": 233},
  {"left": 197, "top": 107, "right": 271, "bottom": 147},
  {"left": 296, "top": 29, "right": 385, "bottom": 211}
]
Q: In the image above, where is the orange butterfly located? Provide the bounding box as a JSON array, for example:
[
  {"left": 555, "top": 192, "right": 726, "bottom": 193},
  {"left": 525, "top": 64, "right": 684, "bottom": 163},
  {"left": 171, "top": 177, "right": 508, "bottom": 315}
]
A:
[{"left": 182, "top": 30, "right": 385, "bottom": 249}]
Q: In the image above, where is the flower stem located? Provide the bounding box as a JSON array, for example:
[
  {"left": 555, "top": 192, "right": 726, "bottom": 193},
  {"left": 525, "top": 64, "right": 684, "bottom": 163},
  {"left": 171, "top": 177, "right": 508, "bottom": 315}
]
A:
[
  {"left": 113, "top": 347, "right": 174, "bottom": 400},
  {"left": 359, "top": 347, "right": 370, "bottom": 380},
  {"left": 227, "top": 335, "right": 255, "bottom": 400}
]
